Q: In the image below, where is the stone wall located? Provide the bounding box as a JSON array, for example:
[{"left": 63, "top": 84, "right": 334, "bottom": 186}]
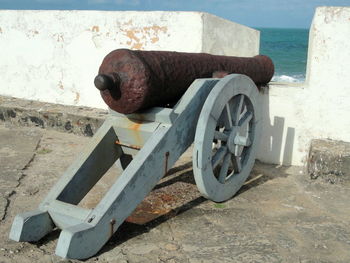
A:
[
  {"left": 0, "top": 10, "right": 259, "bottom": 109},
  {"left": 1, "top": 8, "right": 350, "bottom": 166},
  {"left": 257, "top": 6, "right": 350, "bottom": 165}
]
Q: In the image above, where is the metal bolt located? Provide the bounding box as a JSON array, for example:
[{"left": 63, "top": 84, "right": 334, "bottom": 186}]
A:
[
  {"left": 164, "top": 151, "right": 170, "bottom": 176},
  {"left": 110, "top": 219, "right": 116, "bottom": 237},
  {"left": 88, "top": 215, "right": 95, "bottom": 223}
]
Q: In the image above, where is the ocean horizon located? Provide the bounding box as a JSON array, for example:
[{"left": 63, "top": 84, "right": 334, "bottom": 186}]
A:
[{"left": 257, "top": 27, "right": 309, "bottom": 83}]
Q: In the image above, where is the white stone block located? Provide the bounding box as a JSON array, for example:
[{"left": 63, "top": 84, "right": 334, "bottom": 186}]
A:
[
  {"left": 257, "top": 6, "right": 350, "bottom": 165},
  {"left": 305, "top": 6, "right": 350, "bottom": 142}
]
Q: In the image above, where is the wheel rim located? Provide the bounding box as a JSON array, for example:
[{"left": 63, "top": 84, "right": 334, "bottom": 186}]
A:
[{"left": 193, "top": 74, "right": 261, "bottom": 202}]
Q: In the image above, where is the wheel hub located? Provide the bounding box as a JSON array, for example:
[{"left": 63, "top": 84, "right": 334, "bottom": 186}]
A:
[
  {"left": 227, "top": 127, "right": 238, "bottom": 154},
  {"left": 227, "top": 126, "right": 251, "bottom": 157}
]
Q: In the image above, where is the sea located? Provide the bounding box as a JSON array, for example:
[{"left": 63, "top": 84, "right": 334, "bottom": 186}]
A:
[{"left": 257, "top": 28, "right": 309, "bottom": 83}]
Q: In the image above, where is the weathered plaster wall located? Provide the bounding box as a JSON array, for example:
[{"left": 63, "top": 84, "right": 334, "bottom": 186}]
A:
[
  {"left": 257, "top": 6, "right": 350, "bottom": 165},
  {"left": 257, "top": 83, "right": 306, "bottom": 165},
  {"left": 1, "top": 8, "right": 349, "bottom": 166},
  {"left": 202, "top": 13, "right": 259, "bottom": 56},
  {"left": 305, "top": 7, "right": 350, "bottom": 142},
  {"left": 0, "top": 10, "right": 259, "bottom": 109}
]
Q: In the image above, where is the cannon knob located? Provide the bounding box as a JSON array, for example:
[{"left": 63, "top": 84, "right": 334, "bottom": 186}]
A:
[{"left": 94, "top": 74, "right": 119, "bottom": 91}]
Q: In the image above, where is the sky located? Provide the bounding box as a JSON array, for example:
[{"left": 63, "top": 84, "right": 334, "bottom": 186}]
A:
[{"left": 0, "top": 0, "right": 350, "bottom": 28}]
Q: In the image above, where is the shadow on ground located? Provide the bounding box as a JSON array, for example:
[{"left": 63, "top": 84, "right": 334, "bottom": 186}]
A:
[{"left": 98, "top": 160, "right": 291, "bottom": 256}]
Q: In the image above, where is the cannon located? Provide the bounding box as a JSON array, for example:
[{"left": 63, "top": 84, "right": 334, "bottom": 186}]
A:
[
  {"left": 94, "top": 49, "right": 274, "bottom": 113},
  {"left": 9, "top": 50, "right": 274, "bottom": 259}
]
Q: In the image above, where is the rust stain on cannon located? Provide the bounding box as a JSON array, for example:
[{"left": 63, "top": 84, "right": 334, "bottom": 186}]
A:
[{"left": 95, "top": 49, "right": 274, "bottom": 114}]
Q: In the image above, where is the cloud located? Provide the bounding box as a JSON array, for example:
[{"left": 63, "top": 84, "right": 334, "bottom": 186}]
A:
[
  {"left": 32, "top": 0, "right": 72, "bottom": 3},
  {"left": 114, "top": 0, "right": 140, "bottom": 6},
  {"left": 87, "top": 0, "right": 110, "bottom": 4},
  {"left": 86, "top": 0, "right": 141, "bottom": 7}
]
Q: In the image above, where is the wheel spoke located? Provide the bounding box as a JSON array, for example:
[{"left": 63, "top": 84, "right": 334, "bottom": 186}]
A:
[
  {"left": 218, "top": 153, "right": 231, "bottom": 183},
  {"left": 232, "top": 155, "right": 242, "bottom": 173},
  {"left": 238, "top": 111, "right": 253, "bottom": 128},
  {"left": 224, "top": 103, "right": 233, "bottom": 128},
  {"left": 211, "top": 146, "right": 227, "bottom": 169},
  {"left": 233, "top": 95, "right": 244, "bottom": 126},
  {"left": 214, "top": 131, "right": 228, "bottom": 141},
  {"left": 234, "top": 145, "right": 244, "bottom": 157},
  {"left": 234, "top": 135, "right": 251, "bottom": 147}
]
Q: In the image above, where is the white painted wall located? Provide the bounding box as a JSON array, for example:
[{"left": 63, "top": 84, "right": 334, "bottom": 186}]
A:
[
  {"left": 1, "top": 8, "right": 349, "bottom": 166},
  {"left": 257, "top": 6, "right": 350, "bottom": 165},
  {"left": 0, "top": 10, "right": 259, "bottom": 109},
  {"left": 306, "top": 7, "right": 350, "bottom": 142}
]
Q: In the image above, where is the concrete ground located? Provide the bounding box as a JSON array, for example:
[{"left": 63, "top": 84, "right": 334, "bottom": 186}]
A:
[{"left": 0, "top": 123, "right": 350, "bottom": 263}]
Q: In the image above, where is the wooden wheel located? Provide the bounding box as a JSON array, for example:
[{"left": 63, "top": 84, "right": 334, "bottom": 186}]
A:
[{"left": 193, "top": 74, "right": 261, "bottom": 202}]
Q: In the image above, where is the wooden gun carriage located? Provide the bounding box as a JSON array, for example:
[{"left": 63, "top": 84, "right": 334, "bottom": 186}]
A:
[{"left": 10, "top": 49, "right": 274, "bottom": 259}]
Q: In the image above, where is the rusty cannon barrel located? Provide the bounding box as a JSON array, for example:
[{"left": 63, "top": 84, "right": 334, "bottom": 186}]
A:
[{"left": 94, "top": 49, "right": 274, "bottom": 114}]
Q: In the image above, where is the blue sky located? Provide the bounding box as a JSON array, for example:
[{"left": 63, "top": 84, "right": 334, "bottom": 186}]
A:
[{"left": 0, "top": 0, "right": 349, "bottom": 28}]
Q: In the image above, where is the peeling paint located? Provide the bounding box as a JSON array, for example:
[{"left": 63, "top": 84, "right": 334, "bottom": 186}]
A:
[
  {"left": 131, "top": 42, "right": 143, "bottom": 49},
  {"left": 53, "top": 33, "right": 64, "bottom": 42},
  {"left": 151, "top": 37, "right": 159, "bottom": 43},
  {"left": 58, "top": 81, "right": 64, "bottom": 90},
  {"left": 74, "top": 92, "right": 80, "bottom": 104},
  {"left": 26, "top": 29, "right": 39, "bottom": 38},
  {"left": 119, "top": 22, "right": 168, "bottom": 50},
  {"left": 125, "top": 30, "right": 140, "bottom": 43},
  {"left": 145, "top": 25, "right": 167, "bottom": 34},
  {"left": 124, "top": 19, "right": 133, "bottom": 26},
  {"left": 324, "top": 7, "right": 345, "bottom": 24}
]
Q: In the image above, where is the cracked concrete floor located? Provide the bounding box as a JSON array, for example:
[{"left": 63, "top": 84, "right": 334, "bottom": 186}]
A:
[{"left": 0, "top": 123, "right": 350, "bottom": 263}]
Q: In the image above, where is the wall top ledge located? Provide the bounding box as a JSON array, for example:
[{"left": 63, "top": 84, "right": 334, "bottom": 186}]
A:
[{"left": 0, "top": 9, "right": 256, "bottom": 33}]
